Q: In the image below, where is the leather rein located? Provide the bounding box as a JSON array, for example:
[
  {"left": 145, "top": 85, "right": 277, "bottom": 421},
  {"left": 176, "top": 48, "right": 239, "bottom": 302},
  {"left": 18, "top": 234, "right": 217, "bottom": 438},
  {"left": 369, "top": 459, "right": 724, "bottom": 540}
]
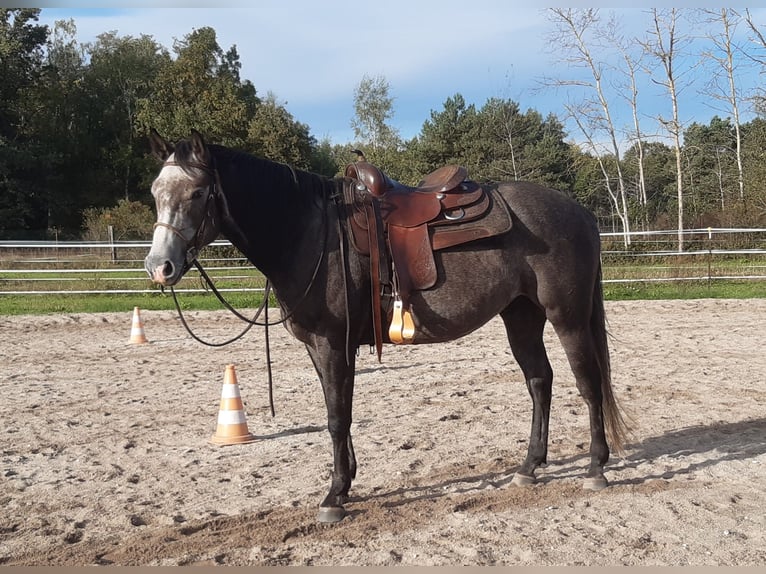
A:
[{"left": 156, "top": 159, "right": 330, "bottom": 416}]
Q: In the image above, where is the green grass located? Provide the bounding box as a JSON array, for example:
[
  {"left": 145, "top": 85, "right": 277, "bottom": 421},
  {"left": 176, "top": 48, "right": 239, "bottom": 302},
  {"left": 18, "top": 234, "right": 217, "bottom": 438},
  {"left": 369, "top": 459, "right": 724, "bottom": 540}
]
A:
[
  {"left": 603, "top": 279, "right": 766, "bottom": 300},
  {"left": 2, "top": 251, "right": 765, "bottom": 315},
  {"left": 0, "top": 279, "right": 763, "bottom": 315},
  {"left": 0, "top": 265, "right": 268, "bottom": 314}
]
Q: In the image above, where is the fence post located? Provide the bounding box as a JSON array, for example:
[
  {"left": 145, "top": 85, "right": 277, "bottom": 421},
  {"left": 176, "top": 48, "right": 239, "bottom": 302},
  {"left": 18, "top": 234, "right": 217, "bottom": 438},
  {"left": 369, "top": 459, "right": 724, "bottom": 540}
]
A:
[
  {"left": 707, "top": 227, "right": 713, "bottom": 293},
  {"left": 108, "top": 225, "right": 117, "bottom": 262}
]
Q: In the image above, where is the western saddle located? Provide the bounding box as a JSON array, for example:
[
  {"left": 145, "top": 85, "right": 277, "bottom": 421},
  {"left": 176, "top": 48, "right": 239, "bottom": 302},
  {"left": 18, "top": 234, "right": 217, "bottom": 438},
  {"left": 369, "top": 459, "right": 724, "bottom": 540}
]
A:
[{"left": 343, "top": 152, "right": 512, "bottom": 358}]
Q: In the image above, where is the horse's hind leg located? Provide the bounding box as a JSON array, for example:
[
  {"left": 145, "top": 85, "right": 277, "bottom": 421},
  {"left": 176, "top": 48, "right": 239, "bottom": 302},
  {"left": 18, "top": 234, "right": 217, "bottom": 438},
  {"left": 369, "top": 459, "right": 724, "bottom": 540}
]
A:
[
  {"left": 500, "top": 297, "right": 553, "bottom": 486},
  {"left": 304, "top": 341, "right": 356, "bottom": 522},
  {"left": 551, "top": 320, "right": 610, "bottom": 490}
]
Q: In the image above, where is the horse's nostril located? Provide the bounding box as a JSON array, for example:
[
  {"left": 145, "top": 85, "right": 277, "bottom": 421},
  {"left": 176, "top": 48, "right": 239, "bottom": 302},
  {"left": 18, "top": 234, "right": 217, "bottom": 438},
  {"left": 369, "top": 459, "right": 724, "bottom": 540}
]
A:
[{"left": 162, "top": 260, "right": 174, "bottom": 278}]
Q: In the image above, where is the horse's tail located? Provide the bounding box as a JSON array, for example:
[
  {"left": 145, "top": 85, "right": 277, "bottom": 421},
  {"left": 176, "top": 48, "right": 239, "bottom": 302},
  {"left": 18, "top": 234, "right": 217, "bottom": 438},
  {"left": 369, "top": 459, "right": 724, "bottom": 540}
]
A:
[{"left": 591, "top": 263, "right": 631, "bottom": 455}]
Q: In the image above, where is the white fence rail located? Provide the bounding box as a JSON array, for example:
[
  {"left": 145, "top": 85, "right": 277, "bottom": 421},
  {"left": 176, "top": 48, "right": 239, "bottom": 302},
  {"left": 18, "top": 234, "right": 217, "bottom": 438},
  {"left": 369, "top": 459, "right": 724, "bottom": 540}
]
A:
[{"left": 2, "top": 228, "right": 766, "bottom": 295}]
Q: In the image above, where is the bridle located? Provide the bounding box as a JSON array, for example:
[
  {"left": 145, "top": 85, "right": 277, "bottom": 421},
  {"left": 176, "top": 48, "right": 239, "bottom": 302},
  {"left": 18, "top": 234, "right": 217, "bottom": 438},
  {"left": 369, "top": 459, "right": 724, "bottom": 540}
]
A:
[
  {"left": 153, "top": 157, "right": 330, "bottom": 417},
  {"left": 153, "top": 160, "right": 220, "bottom": 277},
  {"left": 153, "top": 156, "right": 331, "bottom": 348}
]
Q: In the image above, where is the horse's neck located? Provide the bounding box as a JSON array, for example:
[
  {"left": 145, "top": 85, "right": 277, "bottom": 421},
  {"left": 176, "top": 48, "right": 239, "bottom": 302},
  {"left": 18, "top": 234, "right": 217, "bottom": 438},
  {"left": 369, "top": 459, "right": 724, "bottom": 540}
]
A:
[{"left": 218, "top": 158, "right": 329, "bottom": 299}]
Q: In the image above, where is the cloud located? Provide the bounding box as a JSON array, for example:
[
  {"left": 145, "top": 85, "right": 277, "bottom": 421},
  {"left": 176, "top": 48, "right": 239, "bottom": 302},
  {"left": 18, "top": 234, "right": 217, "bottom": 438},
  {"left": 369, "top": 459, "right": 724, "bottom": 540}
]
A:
[
  {"left": 36, "top": 4, "right": 766, "bottom": 145},
  {"left": 38, "top": 2, "right": 553, "bottom": 140}
]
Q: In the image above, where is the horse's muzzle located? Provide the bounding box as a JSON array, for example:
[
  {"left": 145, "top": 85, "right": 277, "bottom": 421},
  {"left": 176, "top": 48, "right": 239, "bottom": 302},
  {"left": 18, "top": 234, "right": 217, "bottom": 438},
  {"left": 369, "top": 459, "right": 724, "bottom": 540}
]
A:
[{"left": 145, "top": 256, "right": 180, "bottom": 286}]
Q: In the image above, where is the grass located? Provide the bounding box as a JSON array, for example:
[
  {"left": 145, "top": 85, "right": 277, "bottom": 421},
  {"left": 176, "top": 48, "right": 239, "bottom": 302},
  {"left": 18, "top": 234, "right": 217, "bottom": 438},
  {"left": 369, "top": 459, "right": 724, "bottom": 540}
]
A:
[
  {"left": 0, "top": 263, "right": 268, "bottom": 314},
  {"left": 2, "top": 249, "right": 765, "bottom": 315},
  {"left": 602, "top": 279, "right": 766, "bottom": 301},
  {"left": 0, "top": 279, "right": 763, "bottom": 315}
]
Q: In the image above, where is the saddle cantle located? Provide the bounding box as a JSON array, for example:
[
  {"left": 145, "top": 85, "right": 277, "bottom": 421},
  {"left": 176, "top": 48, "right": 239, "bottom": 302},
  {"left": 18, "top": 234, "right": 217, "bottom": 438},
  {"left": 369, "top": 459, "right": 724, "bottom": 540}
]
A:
[{"left": 343, "top": 156, "right": 512, "bottom": 354}]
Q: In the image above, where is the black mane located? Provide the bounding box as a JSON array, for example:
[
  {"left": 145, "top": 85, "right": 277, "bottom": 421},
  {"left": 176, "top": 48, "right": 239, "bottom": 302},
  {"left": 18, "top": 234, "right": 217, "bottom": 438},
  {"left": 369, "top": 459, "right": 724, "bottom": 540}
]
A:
[{"left": 205, "top": 144, "right": 335, "bottom": 205}]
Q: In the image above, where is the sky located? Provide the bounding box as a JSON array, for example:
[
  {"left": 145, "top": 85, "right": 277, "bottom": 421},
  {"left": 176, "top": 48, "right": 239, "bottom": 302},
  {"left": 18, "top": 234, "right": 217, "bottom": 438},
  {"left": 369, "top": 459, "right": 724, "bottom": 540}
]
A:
[{"left": 20, "top": 2, "right": 766, "bottom": 149}]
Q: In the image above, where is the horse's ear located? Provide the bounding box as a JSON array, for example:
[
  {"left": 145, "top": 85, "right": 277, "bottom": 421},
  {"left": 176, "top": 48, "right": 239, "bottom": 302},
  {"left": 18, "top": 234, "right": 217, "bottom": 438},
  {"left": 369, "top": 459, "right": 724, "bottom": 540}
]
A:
[
  {"left": 190, "top": 129, "right": 209, "bottom": 162},
  {"left": 149, "top": 128, "right": 173, "bottom": 161}
]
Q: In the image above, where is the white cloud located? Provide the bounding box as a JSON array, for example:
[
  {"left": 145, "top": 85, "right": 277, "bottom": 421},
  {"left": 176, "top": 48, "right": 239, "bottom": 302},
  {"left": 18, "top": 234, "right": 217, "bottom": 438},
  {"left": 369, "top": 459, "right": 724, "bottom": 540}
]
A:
[
  {"left": 38, "top": 3, "right": 549, "bottom": 120},
  {"left": 36, "top": 4, "right": 766, "bottom": 145}
]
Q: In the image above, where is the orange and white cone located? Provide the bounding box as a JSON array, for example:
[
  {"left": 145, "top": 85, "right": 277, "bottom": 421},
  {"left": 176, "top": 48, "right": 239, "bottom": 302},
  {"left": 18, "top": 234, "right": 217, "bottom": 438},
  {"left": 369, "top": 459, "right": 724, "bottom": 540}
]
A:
[
  {"left": 210, "top": 364, "right": 257, "bottom": 445},
  {"left": 128, "top": 306, "right": 148, "bottom": 344}
]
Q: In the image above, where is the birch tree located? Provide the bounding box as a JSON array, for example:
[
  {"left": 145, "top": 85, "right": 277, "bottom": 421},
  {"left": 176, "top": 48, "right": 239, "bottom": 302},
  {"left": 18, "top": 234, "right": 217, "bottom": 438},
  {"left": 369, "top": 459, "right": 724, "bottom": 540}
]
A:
[
  {"left": 606, "top": 17, "right": 649, "bottom": 215},
  {"left": 641, "top": 8, "right": 690, "bottom": 252},
  {"left": 698, "top": 8, "right": 747, "bottom": 206},
  {"left": 351, "top": 74, "right": 400, "bottom": 154},
  {"left": 547, "top": 8, "right": 631, "bottom": 246}
]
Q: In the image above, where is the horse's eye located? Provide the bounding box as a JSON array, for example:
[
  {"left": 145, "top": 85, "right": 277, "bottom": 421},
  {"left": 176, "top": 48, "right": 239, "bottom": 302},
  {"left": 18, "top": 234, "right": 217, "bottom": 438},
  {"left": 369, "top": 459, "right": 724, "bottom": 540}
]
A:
[{"left": 191, "top": 189, "right": 204, "bottom": 200}]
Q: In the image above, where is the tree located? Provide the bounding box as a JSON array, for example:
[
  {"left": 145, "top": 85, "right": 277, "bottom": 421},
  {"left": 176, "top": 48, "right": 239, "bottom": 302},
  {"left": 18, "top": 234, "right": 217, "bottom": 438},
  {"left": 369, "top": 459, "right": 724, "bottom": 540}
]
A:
[
  {"left": 34, "top": 19, "right": 109, "bottom": 233},
  {"left": 683, "top": 117, "right": 738, "bottom": 219},
  {"left": 604, "top": 14, "right": 650, "bottom": 218},
  {"left": 413, "top": 94, "right": 477, "bottom": 171},
  {"left": 482, "top": 98, "right": 524, "bottom": 181},
  {"left": 641, "top": 8, "right": 691, "bottom": 251},
  {"left": 478, "top": 102, "right": 571, "bottom": 189},
  {"left": 0, "top": 8, "right": 49, "bottom": 238},
  {"left": 134, "top": 27, "right": 258, "bottom": 147},
  {"left": 81, "top": 199, "right": 154, "bottom": 241},
  {"left": 546, "top": 8, "right": 632, "bottom": 246},
  {"left": 350, "top": 74, "right": 401, "bottom": 159},
  {"left": 85, "top": 32, "right": 169, "bottom": 202},
  {"left": 246, "top": 92, "right": 316, "bottom": 169},
  {"left": 628, "top": 141, "right": 676, "bottom": 226},
  {"left": 410, "top": 94, "right": 572, "bottom": 189},
  {"left": 309, "top": 137, "right": 343, "bottom": 178},
  {"left": 739, "top": 118, "right": 766, "bottom": 223},
  {"left": 698, "top": 8, "right": 747, "bottom": 206},
  {"left": 742, "top": 9, "right": 766, "bottom": 116}
]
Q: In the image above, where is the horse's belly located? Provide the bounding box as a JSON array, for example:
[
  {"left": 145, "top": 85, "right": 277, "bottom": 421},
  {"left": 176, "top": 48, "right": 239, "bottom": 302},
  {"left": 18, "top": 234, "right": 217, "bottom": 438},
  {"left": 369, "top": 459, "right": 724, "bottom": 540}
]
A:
[{"left": 399, "top": 247, "right": 518, "bottom": 344}]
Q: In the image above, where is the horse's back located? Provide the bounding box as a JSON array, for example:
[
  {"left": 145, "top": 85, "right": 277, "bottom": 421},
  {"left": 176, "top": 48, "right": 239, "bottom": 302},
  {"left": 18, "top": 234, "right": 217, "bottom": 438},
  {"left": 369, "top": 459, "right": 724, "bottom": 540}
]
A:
[
  {"left": 406, "top": 180, "right": 600, "bottom": 342},
  {"left": 498, "top": 181, "right": 600, "bottom": 243}
]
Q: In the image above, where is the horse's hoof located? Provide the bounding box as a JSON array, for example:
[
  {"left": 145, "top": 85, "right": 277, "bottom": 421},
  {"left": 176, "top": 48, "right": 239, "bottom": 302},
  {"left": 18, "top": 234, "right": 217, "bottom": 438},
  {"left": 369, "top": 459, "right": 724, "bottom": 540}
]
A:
[
  {"left": 316, "top": 505, "right": 347, "bottom": 523},
  {"left": 511, "top": 472, "right": 537, "bottom": 487},
  {"left": 583, "top": 476, "right": 608, "bottom": 491}
]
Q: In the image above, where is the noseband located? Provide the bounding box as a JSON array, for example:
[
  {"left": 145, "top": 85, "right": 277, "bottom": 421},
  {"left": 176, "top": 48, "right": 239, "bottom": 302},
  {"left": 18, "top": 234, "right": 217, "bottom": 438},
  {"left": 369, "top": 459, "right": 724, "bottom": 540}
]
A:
[{"left": 154, "top": 160, "right": 219, "bottom": 273}]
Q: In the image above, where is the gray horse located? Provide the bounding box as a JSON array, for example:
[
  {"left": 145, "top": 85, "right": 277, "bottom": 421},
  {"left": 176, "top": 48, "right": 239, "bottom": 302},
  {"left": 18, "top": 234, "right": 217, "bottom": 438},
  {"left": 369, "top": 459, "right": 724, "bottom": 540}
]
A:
[{"left": 144, "top": 130, "right": 628, "bottom": 523}]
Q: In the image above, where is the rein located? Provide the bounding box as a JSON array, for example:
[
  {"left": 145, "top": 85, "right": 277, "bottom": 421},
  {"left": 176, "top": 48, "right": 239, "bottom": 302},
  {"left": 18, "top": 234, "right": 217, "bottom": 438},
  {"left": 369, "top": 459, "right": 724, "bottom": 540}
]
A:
[
  {"left": 168, "top": 278, "right": 276, "bottom": 417},
  {"left": 161, "top": 158, "right": 332, "bottom": 416}
]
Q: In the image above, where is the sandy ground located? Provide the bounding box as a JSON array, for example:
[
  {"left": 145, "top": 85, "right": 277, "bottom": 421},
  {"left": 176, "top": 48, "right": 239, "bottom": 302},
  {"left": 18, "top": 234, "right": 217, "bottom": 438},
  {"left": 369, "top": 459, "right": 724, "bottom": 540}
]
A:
[{"left": 1, "top": 298, "right": 765, "bottom": 566}]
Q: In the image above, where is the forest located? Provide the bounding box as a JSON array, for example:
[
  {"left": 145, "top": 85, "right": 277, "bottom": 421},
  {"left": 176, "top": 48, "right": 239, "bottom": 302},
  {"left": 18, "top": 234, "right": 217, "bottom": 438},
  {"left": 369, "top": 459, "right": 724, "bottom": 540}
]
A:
[{"left": 3, "top": 8, "right": 766, "bottom": 251}]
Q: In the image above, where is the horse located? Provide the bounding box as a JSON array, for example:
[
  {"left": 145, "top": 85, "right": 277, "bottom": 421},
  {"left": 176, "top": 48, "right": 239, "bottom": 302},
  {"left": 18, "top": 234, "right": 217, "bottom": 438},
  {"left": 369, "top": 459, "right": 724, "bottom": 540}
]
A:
[{"left": 144, "top": 129, "right": 628, "bottom": 523}]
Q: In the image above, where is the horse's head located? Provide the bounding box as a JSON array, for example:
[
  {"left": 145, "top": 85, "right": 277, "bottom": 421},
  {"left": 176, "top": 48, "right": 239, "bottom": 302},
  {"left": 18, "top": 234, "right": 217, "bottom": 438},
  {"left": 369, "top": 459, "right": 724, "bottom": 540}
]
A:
[{"left": 144, "top": 129, "right": 221, "bottom": 286}]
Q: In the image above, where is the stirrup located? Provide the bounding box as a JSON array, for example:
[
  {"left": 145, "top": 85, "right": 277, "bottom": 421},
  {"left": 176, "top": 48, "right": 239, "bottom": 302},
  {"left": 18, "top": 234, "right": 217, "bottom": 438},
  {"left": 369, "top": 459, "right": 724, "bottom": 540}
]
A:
[{"left": 389, "top": 298, "right": 415, "bottom": 344}]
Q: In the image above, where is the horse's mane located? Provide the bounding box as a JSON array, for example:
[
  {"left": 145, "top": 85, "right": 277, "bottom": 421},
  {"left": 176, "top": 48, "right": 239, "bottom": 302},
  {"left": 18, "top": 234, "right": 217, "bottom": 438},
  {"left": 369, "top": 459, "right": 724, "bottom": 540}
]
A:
[{"left": 192, "top": 143, "right": 334, "bottom": 200}]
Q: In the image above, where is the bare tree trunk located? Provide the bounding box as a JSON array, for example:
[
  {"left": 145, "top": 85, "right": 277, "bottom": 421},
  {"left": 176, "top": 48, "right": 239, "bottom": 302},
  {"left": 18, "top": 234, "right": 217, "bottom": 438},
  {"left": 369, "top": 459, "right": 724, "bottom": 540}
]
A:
[
  {"left": 500, "top": 109, "right": 520, "bottom": 181},
  {"left": 700, "top": 8, "right": 746, "bottom": 206},
  {"left": 715, "top": 147, "right": 726, "bottom": 210},
  {"left": 611, "top": 22, "right": 649, "bottom": 224},
  {"left": 547, "top": 8, "right": 631, "bottom": 245},
  {"left": 643, "top": 8, "right": 686, "bottom": 252},
  {"left": 743, "top": 9, "right": 766, "bottom": 108},
  {"left": 568, "top": 107, "right": 630, "bottom": 247}
]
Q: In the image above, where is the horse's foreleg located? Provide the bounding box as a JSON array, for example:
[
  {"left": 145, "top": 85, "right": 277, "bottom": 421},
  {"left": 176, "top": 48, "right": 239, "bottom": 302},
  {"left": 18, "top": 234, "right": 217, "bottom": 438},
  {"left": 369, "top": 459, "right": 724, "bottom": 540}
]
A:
[
  {"left": 501, "top": 300, "right": 553, "bottom": 486},
  {"left": 305, "top": 342, "right": 356, "bottom": 522}
]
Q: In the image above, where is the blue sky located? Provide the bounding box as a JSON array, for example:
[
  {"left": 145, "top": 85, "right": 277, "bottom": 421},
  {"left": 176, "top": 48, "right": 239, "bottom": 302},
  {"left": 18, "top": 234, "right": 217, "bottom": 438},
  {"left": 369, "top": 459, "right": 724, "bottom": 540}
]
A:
[{"left": 30, "top": 3, "right": 766, "bottom": 149}]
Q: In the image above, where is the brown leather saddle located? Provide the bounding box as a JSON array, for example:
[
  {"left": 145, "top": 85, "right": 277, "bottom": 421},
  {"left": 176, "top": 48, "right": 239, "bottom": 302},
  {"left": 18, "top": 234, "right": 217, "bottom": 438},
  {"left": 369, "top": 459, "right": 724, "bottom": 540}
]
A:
[{"left": 343, "top": 155, "right": 512, "bottom": 355}]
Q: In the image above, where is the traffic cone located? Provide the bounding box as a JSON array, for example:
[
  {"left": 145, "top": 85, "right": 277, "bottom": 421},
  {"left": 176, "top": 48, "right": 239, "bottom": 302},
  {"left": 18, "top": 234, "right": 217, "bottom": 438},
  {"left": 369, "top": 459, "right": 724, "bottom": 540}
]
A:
[
  {"left": 210, "top": 364, "right": 257, "bottom": 445},
  {"left": 128, "top": 306, "right": 148, "bottom": 344}
]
